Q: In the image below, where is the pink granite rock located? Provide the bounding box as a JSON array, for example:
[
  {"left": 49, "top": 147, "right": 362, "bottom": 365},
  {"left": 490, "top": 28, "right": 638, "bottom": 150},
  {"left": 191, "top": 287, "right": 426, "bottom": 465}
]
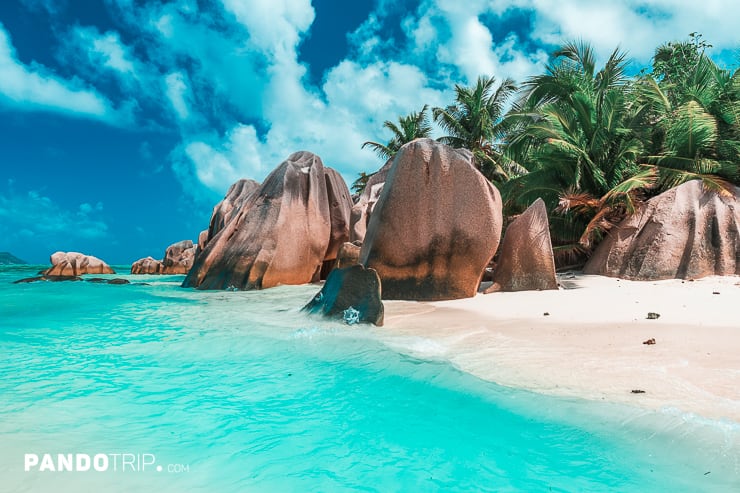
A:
[
  {"left": 486, "top": 198, "right": 558, "bottom": 292},
  {"left": 130, "top": 256, "right": 163, "bottom": 274},
  {"left": 44, "top": 252, "right": 115, "bottom": 276},
  {"left": 584, "top": 180, "right": 740, "bottom": 280},
  {"left": 359, "top": 139, "right": 503, "bottom": 300},
  {"left": 184, "top": 151, "right": 353, "bottom": 290}
]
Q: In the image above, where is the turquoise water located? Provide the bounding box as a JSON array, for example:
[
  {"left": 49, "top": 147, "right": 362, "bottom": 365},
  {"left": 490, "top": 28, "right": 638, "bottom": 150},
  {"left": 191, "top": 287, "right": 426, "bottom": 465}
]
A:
[{"left": 1, "top": 265, "right": 738, "bottom": 492}]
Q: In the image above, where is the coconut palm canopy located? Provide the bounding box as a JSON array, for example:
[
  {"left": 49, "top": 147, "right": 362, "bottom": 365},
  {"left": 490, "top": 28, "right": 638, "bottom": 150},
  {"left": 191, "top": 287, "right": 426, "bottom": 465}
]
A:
[{"left": 360, "top": 35, "right": 740, "bottom": 266}]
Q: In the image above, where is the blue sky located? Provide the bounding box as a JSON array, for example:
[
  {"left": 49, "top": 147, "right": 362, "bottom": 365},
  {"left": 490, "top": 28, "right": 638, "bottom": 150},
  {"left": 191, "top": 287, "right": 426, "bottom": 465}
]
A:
[{"left": 1, "top": 0, "right": 738, "bottom": 264}]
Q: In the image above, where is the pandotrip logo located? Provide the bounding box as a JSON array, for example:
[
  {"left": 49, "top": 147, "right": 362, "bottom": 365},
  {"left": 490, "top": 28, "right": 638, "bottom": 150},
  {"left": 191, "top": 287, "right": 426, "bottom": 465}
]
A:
[{"left": 24, "top": 453, "right": 190, "bottom": 473}]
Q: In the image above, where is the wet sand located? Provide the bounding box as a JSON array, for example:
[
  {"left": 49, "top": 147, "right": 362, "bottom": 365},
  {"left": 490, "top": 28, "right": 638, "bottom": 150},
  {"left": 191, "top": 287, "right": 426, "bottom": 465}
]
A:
[{"left": 378, "top": 274, "right": 740, "bottom": 422}]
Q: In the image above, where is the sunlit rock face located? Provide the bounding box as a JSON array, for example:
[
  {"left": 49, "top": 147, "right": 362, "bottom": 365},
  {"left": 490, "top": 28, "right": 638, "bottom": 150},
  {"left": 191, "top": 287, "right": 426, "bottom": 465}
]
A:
[
  {"left": 585, "top": 180, "right": 740, "bottom": 280},
  {"left": 360, "top": 139, "right": 503, "bottom": 301},
  {"left": 44, "top": 252, "right": 115, "bottom": 276},
  {"left": 487, "top": 198, "right": 558, "bottom": 293},
  {"left": 184, "top": 151, "right": 352, "bottom": 290},
  {"left": 161, "top": 240, "right": 196, "bottom": 274},
  {"left": 130, "top": 256, "right": 163, "bottom": 274}
]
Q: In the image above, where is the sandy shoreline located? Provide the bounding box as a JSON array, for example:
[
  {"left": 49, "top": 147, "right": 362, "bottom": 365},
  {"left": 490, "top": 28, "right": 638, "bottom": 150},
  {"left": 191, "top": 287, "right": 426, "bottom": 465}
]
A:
[{"left": 377, "top": 274, "right": 740, "bottom": 423}]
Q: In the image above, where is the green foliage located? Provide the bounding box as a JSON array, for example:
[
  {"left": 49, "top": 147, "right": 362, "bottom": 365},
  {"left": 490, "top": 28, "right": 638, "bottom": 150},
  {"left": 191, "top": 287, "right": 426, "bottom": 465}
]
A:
[
  {"left": 351, "top": 171, "right": 375, "bottom": 195},
  {"left": 433, "top": 75, "right": 521, "bottom": 182},
  {"left": 357, "top": 105, "right": 433, "bottom": 194},
  {"left": 362, "top": 105, "right": 433, "bottom": 161},
  {"left": 503, "top": 42, "right": 645, "bottom": 255},
  {"left": 356, "top": 34, "right": 740, "bottom": 265}
]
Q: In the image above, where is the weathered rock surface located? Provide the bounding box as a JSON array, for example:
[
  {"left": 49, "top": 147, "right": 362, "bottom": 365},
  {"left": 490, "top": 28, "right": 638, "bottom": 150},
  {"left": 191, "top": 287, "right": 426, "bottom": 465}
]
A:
[
  {"left": 584, "top": 180, "right": 740, "bottom": 280},
  {"left": 130, "top": 240, "right": 197, "bottom": 275},
  {"left": 303, "top": 265, "right": 384, "bottom": 325},
  {"left": 195, "top": 229, "right": 209, "bottom": 259},
  {"left": 335, "top": 242, "right": 361, "bottom": 269},
  {"left": 130, "top": 256, "right": 163, "bottom": 274},
  {"left": 206, "top": 179, "right": 260, "bottom": 246},
  {"left": 350, "top": 158, "right": 394, "bottom": 243},
  {"left": 184, "top": 151, "right": 353, "bottom": 290},
  {"left": 86, "top": 278, "right": 131, "bottom": 284},
  {"left": 487, "top": 198, "right": 558, "bottom": 292},
  {"left": 359, "top": 139, "right": 503, "bottom": 301},
  {"left": 162, "top": 240, "right": 196, "bottom": 274},
  {"left": 323, "top": 168, "right": 353, "bottom": 263},
  {"left": 43, "top": 252, "right": 115, "bottom": 276}
]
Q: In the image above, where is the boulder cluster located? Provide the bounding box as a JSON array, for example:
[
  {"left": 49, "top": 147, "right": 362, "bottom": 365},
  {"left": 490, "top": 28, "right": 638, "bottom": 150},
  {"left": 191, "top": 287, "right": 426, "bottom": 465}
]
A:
[
  {"left": 173, "top": 138, "right": 740, "bottom": 326},
  {"left": 181, "top": 139, "right": 562, "bottom": 321},
  {"left": 131, "top": 240, "right": 197, "bottom": 275}
]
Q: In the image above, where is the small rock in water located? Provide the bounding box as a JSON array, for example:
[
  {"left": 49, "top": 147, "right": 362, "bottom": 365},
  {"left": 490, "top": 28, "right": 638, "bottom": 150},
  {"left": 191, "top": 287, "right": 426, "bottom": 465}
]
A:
[
  {"left": 631, "top": 389, "right": 646, "bottom": 394},
  {"left": 13, "top": 275, "right": 83, "bottom": 284},
  {"left": 302, "top": 265, "right": 384, "bottom": 326},
  {"left": 712, "top": 291, "right": 720, "bottom": 295},
  {"left": 543, "top": 312, "right": 550, "bottom": 316},
  {"left": 643, "top": 338, "right": 656, "bottom": 345},
  {"left": 86, "top": 277, "right": 130, "bottom": 285},
  {"left": 646, "top": 312, "right": 660, "bottom": 320},
  {"left": 107, "top": 278, "right": 130, "bottom": 285}
]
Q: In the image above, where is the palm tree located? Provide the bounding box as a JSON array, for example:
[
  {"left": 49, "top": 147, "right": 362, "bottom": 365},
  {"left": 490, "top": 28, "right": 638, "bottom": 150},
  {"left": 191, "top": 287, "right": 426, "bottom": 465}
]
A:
[
  {"left": 361, "top": 105, "right": 433, "bottom": 161},
  {"left": 432, "top": 75, "right": 520, "bottom": 182},
  {"left": 636, "top": 50, "right": 740, "bottom": 194},
  {"left": 355, "top": 105, "right": 433, "bottom": 195},
  {"left": 503, "top": 41, "right": 648, "bottom": 259}
]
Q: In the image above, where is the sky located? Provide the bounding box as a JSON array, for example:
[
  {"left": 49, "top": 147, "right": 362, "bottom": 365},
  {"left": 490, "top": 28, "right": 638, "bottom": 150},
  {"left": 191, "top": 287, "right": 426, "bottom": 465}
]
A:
[{"left": 1, "top": 0, "right": 738, "bottom": 264}]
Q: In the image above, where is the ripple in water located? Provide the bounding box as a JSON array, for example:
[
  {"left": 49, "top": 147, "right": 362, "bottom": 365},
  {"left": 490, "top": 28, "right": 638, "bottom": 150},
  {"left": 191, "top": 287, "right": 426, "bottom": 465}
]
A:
[{"left": 0, "top": 266, "right": 738, "bottom": 492}]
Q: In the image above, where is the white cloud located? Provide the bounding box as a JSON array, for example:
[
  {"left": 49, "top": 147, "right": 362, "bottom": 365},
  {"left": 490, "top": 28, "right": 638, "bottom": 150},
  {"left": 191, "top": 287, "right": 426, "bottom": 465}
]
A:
[
  {"left": 220, "top": 0, "right": 315, "bottom": 63},
  {"left": 165, "top": 72, "right": 191, "bottom": 120},
  {"left": 0, "top": 23, "right": 119, "bottom": 121},
  {"left": 82, "top": 28, "right": 136, "bottom": 75},
  {"left": 183, "top": 125, "right": 264, "bottom": 192},
  {"left": 505, "top": 0, "right": 740, "bottom": 63},
  {"left": 47, "top": 0, "right": 740, "bottom": 199}
]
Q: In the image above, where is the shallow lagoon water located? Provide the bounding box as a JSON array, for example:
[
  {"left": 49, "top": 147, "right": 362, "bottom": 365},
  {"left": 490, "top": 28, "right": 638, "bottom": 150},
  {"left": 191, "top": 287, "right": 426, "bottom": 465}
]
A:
[{"left": 1, "top": 266, "right": 738, "bottom": 492}]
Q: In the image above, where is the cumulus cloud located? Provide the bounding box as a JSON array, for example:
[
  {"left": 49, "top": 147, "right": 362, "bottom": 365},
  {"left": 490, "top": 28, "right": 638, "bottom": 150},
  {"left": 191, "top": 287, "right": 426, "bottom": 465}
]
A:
[
  {"left": 18, "top": 0, "right": 740, "bottom": 199},
  {"left": 493, "top": 0, "right": 740, "bottom": 63},
  {"left": 158, "top": 0, "right": 740, "bottom": 196},
  {"left": 0, "top": 23, "right": 121, "bottom": 121},
  {"left": 165, "top": 71, "right": 192, "bottom": 121},
  {"left": 76, "top": 27, "right": 137, "bottom": 75}
]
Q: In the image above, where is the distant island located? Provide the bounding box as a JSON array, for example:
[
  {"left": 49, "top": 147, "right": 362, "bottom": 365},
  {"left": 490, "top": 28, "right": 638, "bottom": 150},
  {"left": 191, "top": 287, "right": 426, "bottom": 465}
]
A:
[{"left": 0, "top": 252, "right": 28, "bottom": 265}]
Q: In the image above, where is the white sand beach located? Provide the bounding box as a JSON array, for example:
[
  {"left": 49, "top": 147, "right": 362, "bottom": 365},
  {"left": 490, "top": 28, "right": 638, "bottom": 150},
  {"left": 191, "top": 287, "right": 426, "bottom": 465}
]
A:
[{"left": 379, "top": 274, "right": 740, "bottom": 423}]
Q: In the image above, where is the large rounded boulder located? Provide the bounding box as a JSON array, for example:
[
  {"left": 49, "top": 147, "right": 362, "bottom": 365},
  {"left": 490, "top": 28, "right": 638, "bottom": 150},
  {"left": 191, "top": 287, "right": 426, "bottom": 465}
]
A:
[
  {"left": 161, "top": 240, "right": 196, "bottom": 274},
  {"left": 131, "top": 256, "right": 163, "bottom": 274},
  {"left": 486, "top": 198, "right": 558, "bottom": 292},
  {"left": 44, "top": 252, "right": 115, "bottom": 276},
  {"left": 584, "top": 180, "right": 740, "bottom": 280},
  {"left": 359, "top": 139, "right": 503, "bottom": 300},
  {"left": 183, "top": 151, "right": 353, "bottom": 290}
]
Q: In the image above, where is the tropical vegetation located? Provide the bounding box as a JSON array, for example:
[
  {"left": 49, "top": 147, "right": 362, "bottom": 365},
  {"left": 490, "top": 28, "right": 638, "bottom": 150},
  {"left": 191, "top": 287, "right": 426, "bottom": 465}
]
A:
[{"left": 358, "top": 34, "right": 740, "bottom": 266}]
